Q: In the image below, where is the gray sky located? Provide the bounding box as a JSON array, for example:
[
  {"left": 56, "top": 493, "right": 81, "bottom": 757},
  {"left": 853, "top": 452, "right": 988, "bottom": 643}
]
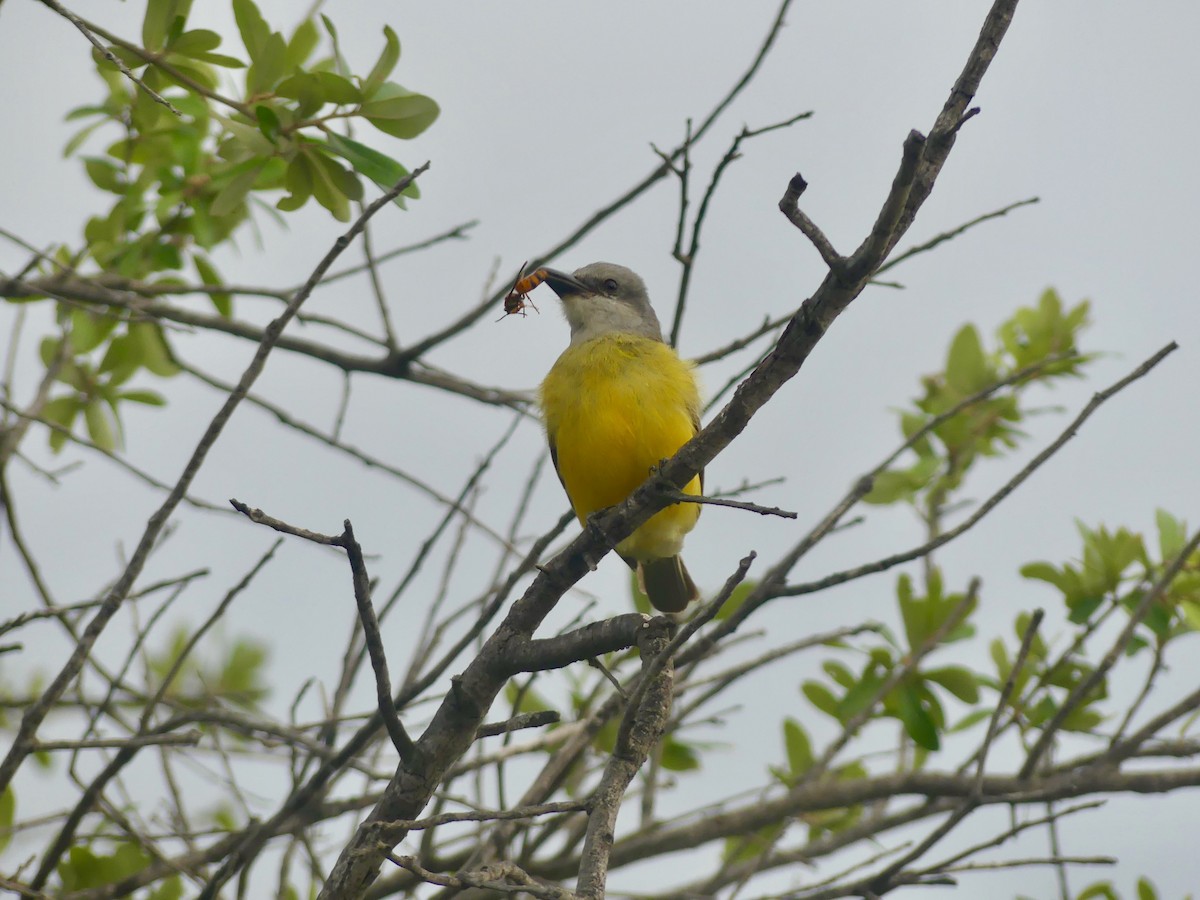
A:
[{"left": 2, "top": 1, "right": 1197, "bottom": 896}]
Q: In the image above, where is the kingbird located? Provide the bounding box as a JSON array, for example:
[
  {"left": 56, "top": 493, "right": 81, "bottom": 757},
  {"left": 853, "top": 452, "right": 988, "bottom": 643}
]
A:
[{"left": 539, "top": 262, "right": 702, "bottom": 613}]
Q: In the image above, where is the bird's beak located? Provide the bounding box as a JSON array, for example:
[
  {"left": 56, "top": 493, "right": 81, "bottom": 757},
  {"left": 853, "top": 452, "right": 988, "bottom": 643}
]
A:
[{"left": 542, "top": 268, "right": 592, "bottom": 299}]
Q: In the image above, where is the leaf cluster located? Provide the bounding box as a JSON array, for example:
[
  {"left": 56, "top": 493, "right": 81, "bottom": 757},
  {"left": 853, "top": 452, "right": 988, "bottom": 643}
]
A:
[{"left": 13, "top": 0, "right": 438, "bottom": 455}]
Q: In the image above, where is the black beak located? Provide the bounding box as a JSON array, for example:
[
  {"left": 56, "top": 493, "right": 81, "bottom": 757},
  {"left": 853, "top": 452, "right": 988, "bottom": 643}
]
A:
[{"left": 541, "top": 267, "right": 592, "bottom": 299}]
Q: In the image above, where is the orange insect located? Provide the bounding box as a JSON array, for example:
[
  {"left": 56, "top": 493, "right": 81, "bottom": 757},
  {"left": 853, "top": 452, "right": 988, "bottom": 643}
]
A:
[{"left": 497, "top": 261, "right": 547, "bottom": 321}]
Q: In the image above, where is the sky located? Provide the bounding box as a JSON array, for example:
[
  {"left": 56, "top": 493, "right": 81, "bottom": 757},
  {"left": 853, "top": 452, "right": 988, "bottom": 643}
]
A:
[{"left": 1, "top": 1, "right": 1198, "bottom": 897}]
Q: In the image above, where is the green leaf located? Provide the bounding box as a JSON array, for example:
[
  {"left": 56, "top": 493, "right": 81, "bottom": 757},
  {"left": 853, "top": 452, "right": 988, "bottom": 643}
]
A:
[
  {"left": 148, "top": 875, "right": 185, "bottom": 900},
  {"left": 802, "top": 681, "right": 840, "bottom": 719},
  {"left": 277, "top": 71, "right": 360, "bottom": 107},
  {"left": 1076, "top": 882, "right": 1118, "bottom": 900},
  {"left": 273, "top": 71, "right": 326, "bottom": 117},
  {"left": 837, "top": 667, "right": 886, "bottom": 721},
  {"left": 57, "top": 841, "right": 152, "bottom": 891},
  {"left": 42, "top": 396, "right": 81, "bottom": 453},
  {"left": 193, "top": 253, "right": 232, "bottom": 317},
  {"left": 144, "top": 0, "right": 193, "bottom": 51},
  {"left": 782, "top": 718, "right": 813, "bottom": 776},
  {"left": 277, "top": 154, "right": 314, "bottom": 212},
  {"left": 232, "top": 0, "right": 270, "bottom": 62},
  {"left": 63, "top": 118, "right": 108, "bottom": 158},
  {"left": 1072, "top": 595, "right": 1111, "bottom": 627},
  {"left": 130, "top": 322, "right": 179, "bottom": 377},
  {"left": 1060, "top": 705, "right": 1103, "bottom": 733},
  {"left": 948, "top": 708, "right": 992, "bottom": 733},
  {"left": 247, "top": 31, "right": 288, "bottom": 95},
  {"left": 39, "top": 337, "right": 61, "bottom": 368},
  {"left": 323, "top": 132, "right": 419, "bottom": 206},
  {"left": 1136, "top": 876, "right": 1158, "bottom": 900},
  {"left": 1156, "top": 508, "right": 1187, "bottom": 561},
  {"left": 70, "top": 309, "right": 117, "bottom": 353},
  {"left": 895, "top": 683, "right": 940, "bottom": 750},
  {"left": 211, "top": 163, "right": 265, "bottom": 217},
  {"left": 822, "top": 660, "right": 856, "bottom": 689},
  {"left": 215, "top": 638, "right": 269, "bottom": 707},
  {"left": 1181, "top": 600, "right": 1200, "bottom": 633},
  {"left": 722, "top": 821, "right": 785, "bottom": 865},
  {"left": 119, "top": 389, "right": 167, "bottom": 406},
  {"left": 254, "top": 104, "right": 281, "bottom": 142},
  {"left": 504, "top": 681, "right": 553, "bottom": 716},
  {"left": 170, "top": 28, "right": 221, "bottom": 56},
  {"left": 945, "top": 323, "right": 990, "bottom": 394},
  {"left": 0, "top": 787, "right": 14, "bottom": 855},
  {"left": 84, "top": 157, "right": 124, "bottom": 192},
  {"left": 1020, "top": 561, "right": 1065, "bottom": 589},
  {"left": 84, "top": 401, "right": 116, "bottom": 451},
  {"left": 362, "top": 25, "right": 401, "bottom": 97},
  {"left": 362, "top": 85, "right": 440, "bottom": 139},
  {"left": 305, "top": 150, "right": 353, "bottom": 221},
  {"left": 896, "top": 572, "right": 927, "bottom": 650},
  {"left": 314, "top": 71, "right": 362, "bottom": 105},
  {"left": 714, "top": 578, "right": 755, "bottom": 621},
  {"left": 286, "top": 19, "right": 319, "bottom": 69},
  {"left": 862, "top": 467, "right": 927, "bottom": 505},
  {"left": 924, "top": 665, "right": 980, "bottom": 704},
  {"left": 659, "top": 736, "right": 701, "bottom": 772}
]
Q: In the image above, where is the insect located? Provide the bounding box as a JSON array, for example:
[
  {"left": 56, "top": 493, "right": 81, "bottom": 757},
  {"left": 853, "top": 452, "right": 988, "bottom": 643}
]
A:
[{"left": 497, "top": 261, "right": 547, "bottom": 321}]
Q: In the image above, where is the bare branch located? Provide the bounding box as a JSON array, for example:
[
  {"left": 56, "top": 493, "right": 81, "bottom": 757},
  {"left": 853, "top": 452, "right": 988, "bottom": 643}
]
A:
[
  {"left": 0, "top": 165, "right": 430, "bottom": 796},
  {"left": 576, "top": 618, "right": 673, "bottom": 900},
  {"left": 778, "top": 173, "right": 844, "bottom": 271}
]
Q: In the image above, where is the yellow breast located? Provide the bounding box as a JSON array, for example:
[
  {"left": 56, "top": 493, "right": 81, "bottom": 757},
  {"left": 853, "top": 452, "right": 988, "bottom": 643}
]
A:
[{"left": 540, "top": 332, "right": 702, "bottom": 561}]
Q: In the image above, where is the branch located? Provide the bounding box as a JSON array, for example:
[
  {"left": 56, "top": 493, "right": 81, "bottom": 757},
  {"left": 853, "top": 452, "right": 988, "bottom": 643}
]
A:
[
  {"left": 576, "top": 618, "right": 673, "bottom": 899},
  {"left": 336, "top": 520, "right": 416, "bottom": 763},
  {"left": 29, "top": 732, "right": 200, "bottom": 752},
  {"left": 38, "top": 0, "right": 182, "bottom": 117},
  {"left": 531, "top": 765, "right": 1200, "bottom": 884},
  {"left": 0, "top": 165, "right": 430, "bottom": 797},
  {"left": 668, "top": 111, "right": 813, "bottom": 347},
  {"left": 663, "top": 487, "right": 797, "bottom": 519},
  {"left": 476, "top": 710, "right": 561, "bottom": 739},
  {"left": 876, "top": 196, "right": 1039, "bottom": 276},
  {"left": 388, "top": 856, "right": 575, "bottom": 899},
  {"left": 778, "top": 173, "right": 844, "bottom": 271},
  {"left": 503, "top": 614, "right": 650, "bottom": 675}
]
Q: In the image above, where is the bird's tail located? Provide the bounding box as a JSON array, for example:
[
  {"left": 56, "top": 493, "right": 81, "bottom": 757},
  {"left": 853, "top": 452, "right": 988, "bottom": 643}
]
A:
[{"left": 639, "top": 556, "right": 698, "bottom": 614}]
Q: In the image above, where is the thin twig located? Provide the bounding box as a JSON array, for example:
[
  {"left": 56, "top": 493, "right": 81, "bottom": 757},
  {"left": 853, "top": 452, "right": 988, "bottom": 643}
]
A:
[
  {"left": 0, "top": 165, "right": 430, "bottom": 797},
  {"left": 778, "top": 173, "right": 844, "bottom": 271},
  {"left": 336, "top": 519, "right": 416, "bottom": 762},
  {"left": 663, "top": 488, "right": 796, "bottom": 519},
  {"left": 38, "top": 0, "right": 182, "bottom": 117}
]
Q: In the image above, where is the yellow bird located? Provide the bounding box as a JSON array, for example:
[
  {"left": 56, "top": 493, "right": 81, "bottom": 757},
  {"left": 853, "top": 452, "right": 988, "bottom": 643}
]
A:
[{"left": 539, "top": 262, "right": 702, "bottom": 613}]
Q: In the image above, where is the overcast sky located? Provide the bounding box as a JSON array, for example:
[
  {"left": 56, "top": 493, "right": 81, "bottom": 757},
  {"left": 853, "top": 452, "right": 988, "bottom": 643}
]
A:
[{"left": 2, "top": 1, "right": 1197, "bottom": 897}]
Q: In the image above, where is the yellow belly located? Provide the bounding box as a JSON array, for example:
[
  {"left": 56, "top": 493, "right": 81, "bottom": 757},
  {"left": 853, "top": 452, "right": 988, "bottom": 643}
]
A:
[{"left": 540, "top": 333, "right": 701, "bottom": 561}]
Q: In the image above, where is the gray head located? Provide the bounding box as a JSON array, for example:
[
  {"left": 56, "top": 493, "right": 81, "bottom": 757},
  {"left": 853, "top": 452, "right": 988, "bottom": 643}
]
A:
[{"left": 542, "top": 262, "right": 664, "bottom": 345}]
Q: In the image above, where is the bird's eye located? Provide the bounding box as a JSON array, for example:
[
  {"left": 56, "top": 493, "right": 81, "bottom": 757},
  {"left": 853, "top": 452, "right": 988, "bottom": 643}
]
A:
[{"left": 603, "top": 278, "right": 619, "bottom": 292}]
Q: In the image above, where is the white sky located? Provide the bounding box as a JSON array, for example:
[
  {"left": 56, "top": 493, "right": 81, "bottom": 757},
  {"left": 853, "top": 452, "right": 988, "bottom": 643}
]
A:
[{"left": 2, "top": 1, "right": 1198, "bottom": 897}]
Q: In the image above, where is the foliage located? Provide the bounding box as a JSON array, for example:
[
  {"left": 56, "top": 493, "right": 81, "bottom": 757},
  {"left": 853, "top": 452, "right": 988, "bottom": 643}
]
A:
[{"left": 20, "top": 0, "right": 436, "bottom": 455}]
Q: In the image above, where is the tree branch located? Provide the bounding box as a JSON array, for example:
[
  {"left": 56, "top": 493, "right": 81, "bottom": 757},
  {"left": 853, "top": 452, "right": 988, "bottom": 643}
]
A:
[{"left": 0, "top": 165, "right": 430, "bottom": 797}]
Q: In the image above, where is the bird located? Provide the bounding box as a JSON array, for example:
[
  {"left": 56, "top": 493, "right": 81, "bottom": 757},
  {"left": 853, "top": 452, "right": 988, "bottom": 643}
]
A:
[{"left": 538, "top": 262, "right": 702, "bottom": 613}]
